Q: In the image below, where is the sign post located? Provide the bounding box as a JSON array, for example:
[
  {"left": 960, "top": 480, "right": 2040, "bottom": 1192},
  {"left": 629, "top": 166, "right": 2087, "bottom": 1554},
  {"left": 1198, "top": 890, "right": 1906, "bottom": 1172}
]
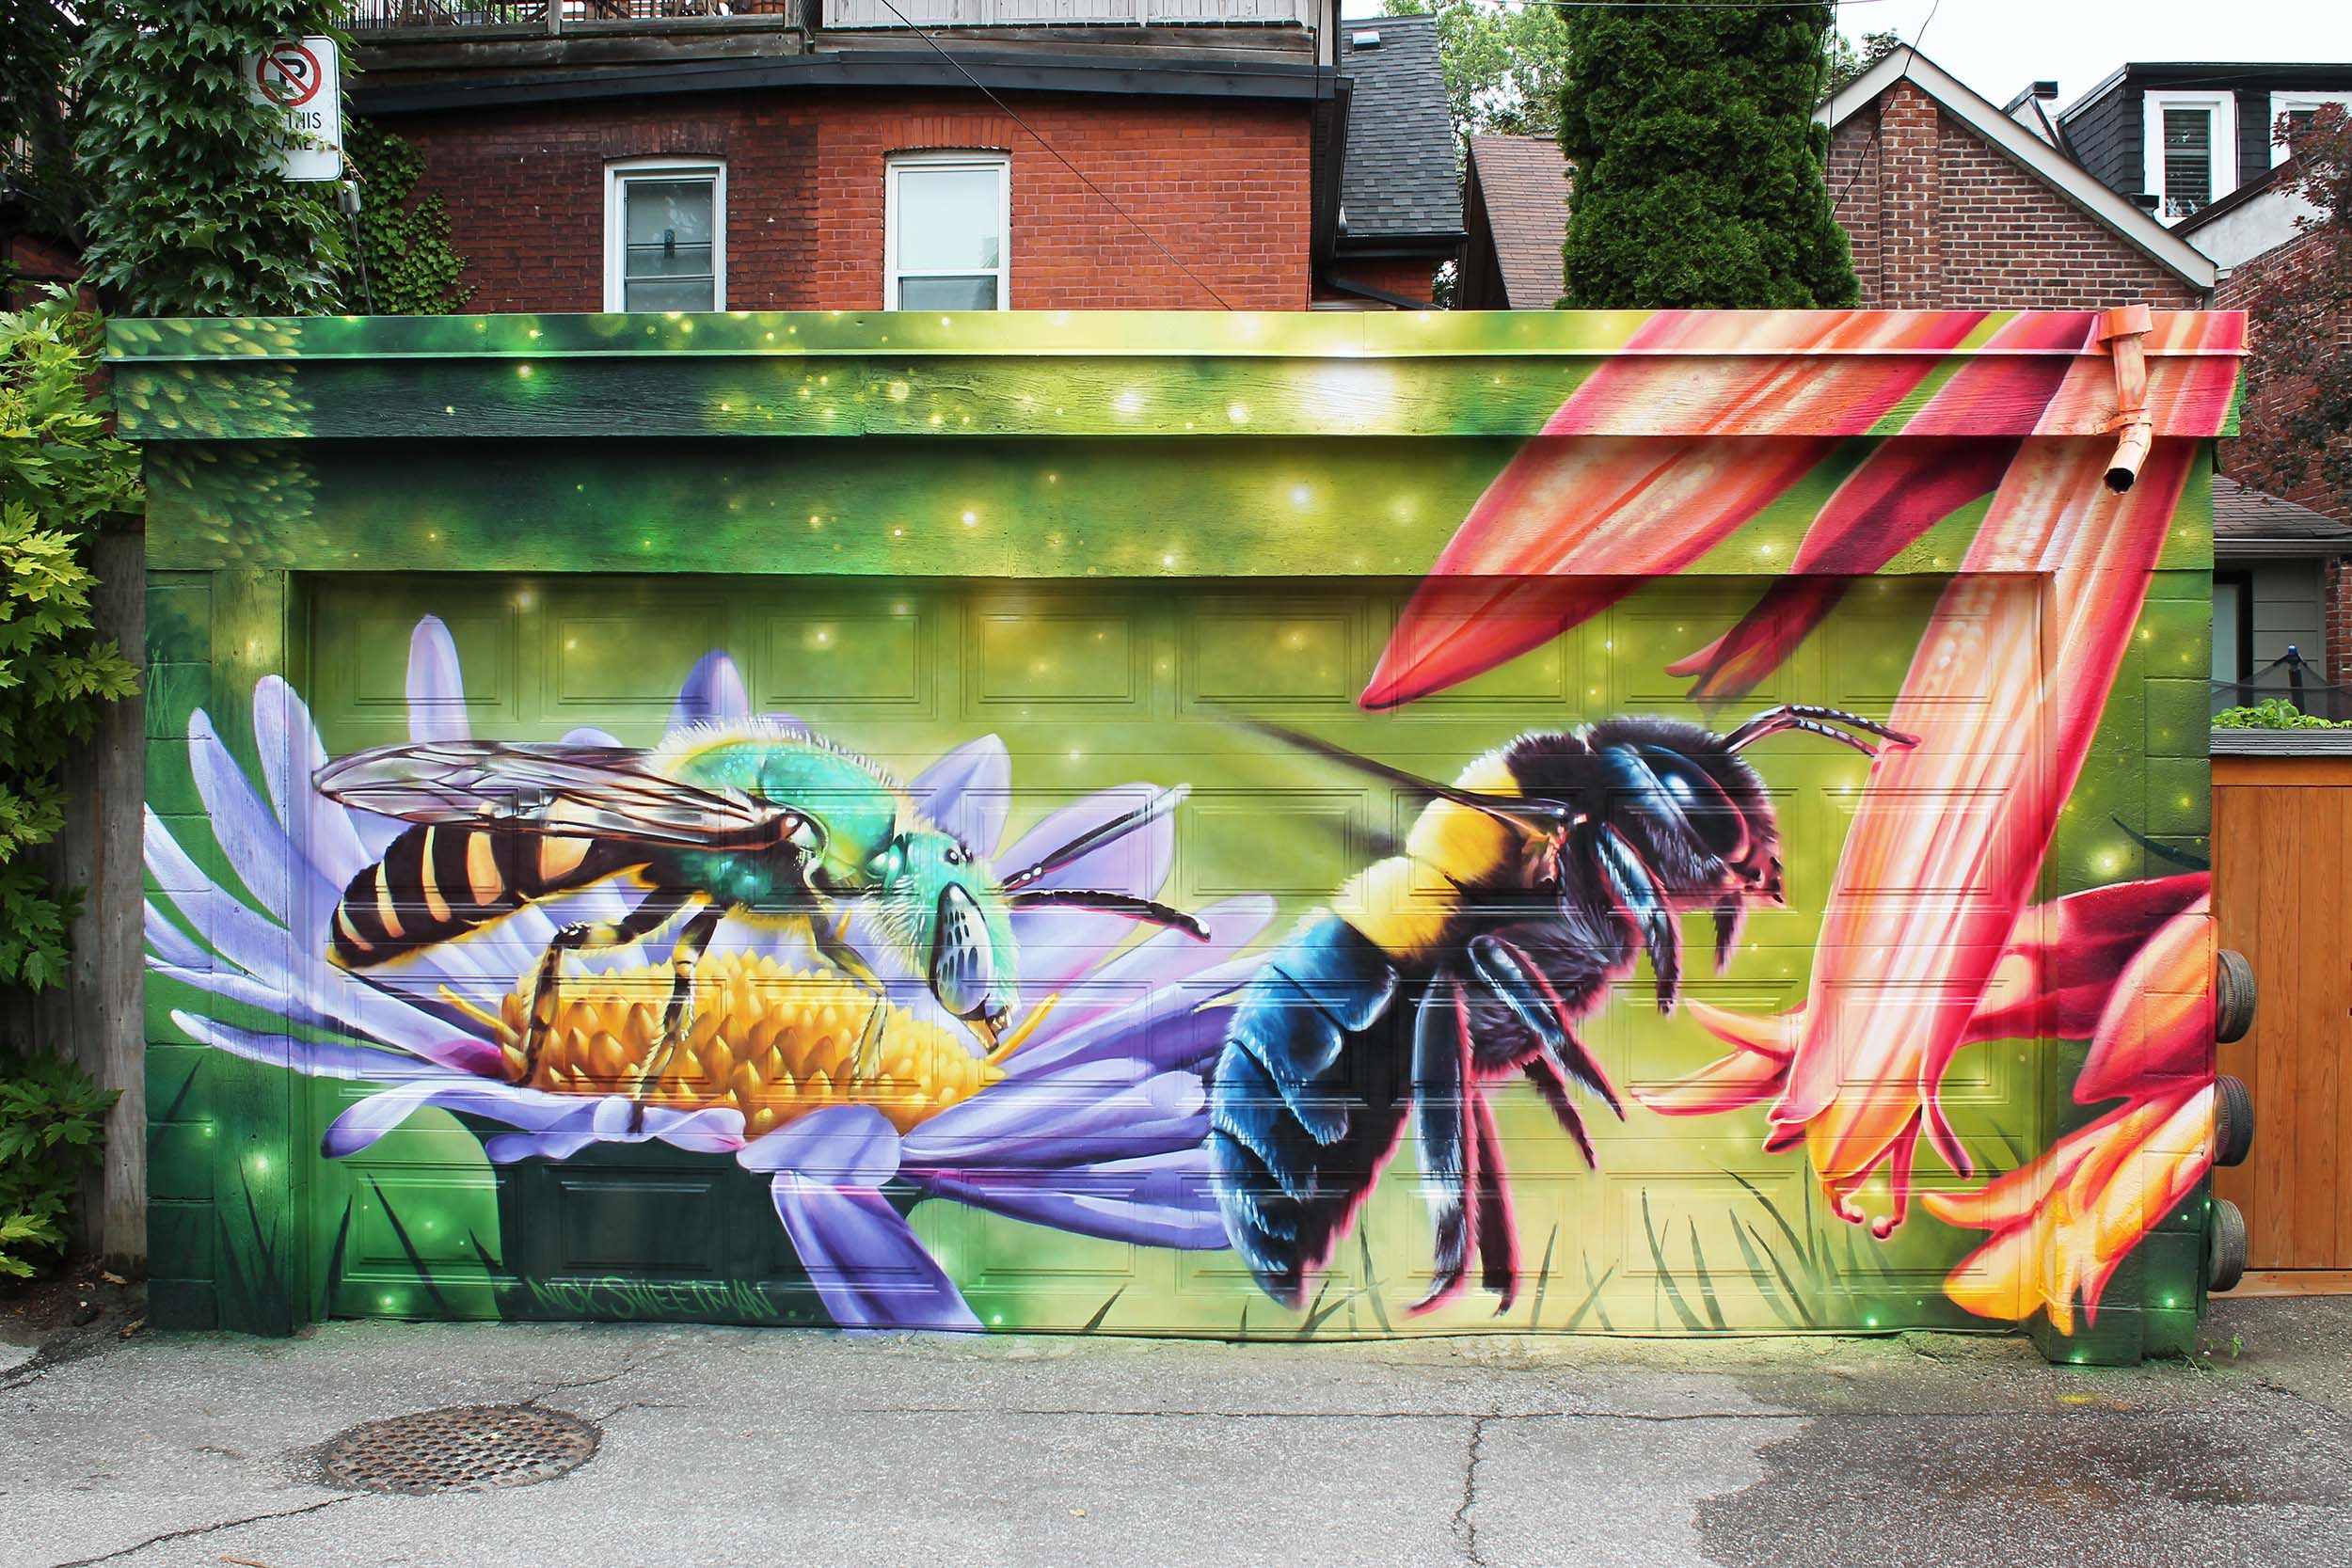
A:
[{"left": 246, "top": 36, "right": 342, "bottom": 182}]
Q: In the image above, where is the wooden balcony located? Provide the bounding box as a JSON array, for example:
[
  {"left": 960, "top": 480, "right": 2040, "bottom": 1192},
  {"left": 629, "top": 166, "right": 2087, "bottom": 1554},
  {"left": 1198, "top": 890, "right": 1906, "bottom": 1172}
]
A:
[
  {"left": 820, "top": 0, "right": 1315, "bottom": 25},
  {"left": 342, "top": 2, "right": 801, "bottom": 38}
]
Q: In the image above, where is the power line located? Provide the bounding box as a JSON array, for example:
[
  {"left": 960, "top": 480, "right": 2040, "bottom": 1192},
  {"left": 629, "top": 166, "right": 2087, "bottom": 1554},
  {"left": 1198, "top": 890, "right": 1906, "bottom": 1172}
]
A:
[
  {"left": 1832, "top": 0, "right": 1944, "bottom": 219},
  {"left": 868, "top": 0, "right": 1235, "bottom": 309}
]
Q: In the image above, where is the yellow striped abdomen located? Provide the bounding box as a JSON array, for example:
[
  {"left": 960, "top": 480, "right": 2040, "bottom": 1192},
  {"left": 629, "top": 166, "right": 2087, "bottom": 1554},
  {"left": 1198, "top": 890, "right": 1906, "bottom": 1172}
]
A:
[
  {"left": 330, "top": 823, "right": 635, "bottom": 968},
  {"left": 1339, "top": 748, "right": 1526, "bottom": 961}
]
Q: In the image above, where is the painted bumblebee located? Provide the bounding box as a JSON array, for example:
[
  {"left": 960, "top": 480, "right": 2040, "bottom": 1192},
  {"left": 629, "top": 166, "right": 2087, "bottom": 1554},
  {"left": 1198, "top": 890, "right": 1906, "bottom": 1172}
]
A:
[
  {"left": 315, "top": 720, "right": 1203, "bottom": 1112},
  {"left": 1208, "top": 705, "right": 1915, "bottom": 1312}
]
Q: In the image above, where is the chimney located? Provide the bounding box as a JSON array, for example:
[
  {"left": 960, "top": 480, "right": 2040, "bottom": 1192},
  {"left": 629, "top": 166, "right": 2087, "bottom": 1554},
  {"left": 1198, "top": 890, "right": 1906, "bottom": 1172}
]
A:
[{"left": 2031, "top": 80, "right": 2058, "bottom": 101}]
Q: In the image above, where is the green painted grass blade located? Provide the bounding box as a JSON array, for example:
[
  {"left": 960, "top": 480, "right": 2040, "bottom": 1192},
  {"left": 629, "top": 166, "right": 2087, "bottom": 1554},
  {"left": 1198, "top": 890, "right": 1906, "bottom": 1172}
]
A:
[
  {"left": 1729, "top": 1170, "right": 1823, "bottom": 1293},
  {"left": 1529, "top": 1223, "right": 1559, "bottom": 1329},
  {"left": 1565, "top": 1259, "right": 1618, "bottom": 1330},
  {"left": 1728, "top": 1215, "right": 1804, "bottom": 1330},
  {"left": 1685, "top": 1218, "right": 1731, "bottom": 1332},
  {"left": 1744, "top": 1220, "right": 1819, "bottom": 1328},
  {"left": 1359, "top": 1225, "right": 1393, "bottom": 1333},
  {"left": 1081, "top": 1286, "right": 1127, "bottom": 1333},
  {"left": 317, "top": 1196, "right": 355, "bottom": 1321},
  {"left": 367, "top": 1174, "right": 453, "bottom": 1318},
  {"left": 1642, "top": 1193, "right": 1706, "bottom": 1333}
]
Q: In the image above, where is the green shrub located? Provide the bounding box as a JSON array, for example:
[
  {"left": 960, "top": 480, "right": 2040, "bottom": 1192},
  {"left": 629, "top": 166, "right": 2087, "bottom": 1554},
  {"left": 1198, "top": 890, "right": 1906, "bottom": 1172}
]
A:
[
  {"left": 0, "top": 1049, "right": 118, "bottom": 1277},
  {"left": 2211, "top": 697, "right": 2352, "bottom": 730},
  {"left": 0, "top": 292, "right": 142, "bottom": 993}
]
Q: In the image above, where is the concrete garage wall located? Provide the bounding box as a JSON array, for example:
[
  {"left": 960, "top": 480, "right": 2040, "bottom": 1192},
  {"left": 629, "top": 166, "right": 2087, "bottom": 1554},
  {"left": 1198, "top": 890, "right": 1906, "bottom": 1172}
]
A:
[{"left": 114, "top": 308, "right": 2241, "bottom": 1364}]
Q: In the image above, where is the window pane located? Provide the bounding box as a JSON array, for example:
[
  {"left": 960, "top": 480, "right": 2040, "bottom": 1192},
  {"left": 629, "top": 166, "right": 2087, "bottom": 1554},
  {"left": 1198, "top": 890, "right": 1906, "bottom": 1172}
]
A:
[
  {"left": 898, "top": 275, "right": 999, "bottom": 311},
  {"left": 625, "top": 244, "right": 713, "bottom": 280},
  {"left": 896, "top": 166, "right": 1002, "bottom": 273},
  {"left": 625, "top": 274, "right": 715, "bottom": 312},
  {"left": 626, "top": 179, "right": 713, "bottom": 248},
  {"left": 2212, "top": 582, "right": 2241, "bottom": 684},
  {"left": 2163, "top": 108, "right": 2213, "bottom": 216}
]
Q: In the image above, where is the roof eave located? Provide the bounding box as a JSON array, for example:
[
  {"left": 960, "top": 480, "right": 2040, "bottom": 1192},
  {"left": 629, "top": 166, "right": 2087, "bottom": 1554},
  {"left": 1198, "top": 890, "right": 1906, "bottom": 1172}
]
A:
[{"left": 1817, "top": 49, "right": 2216, "bottom": 292}]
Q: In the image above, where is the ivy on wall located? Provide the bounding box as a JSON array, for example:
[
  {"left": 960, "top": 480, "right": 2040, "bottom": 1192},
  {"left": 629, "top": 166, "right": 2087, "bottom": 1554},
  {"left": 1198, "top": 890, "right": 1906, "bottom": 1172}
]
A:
[
  {"left": 0, "top": 294, "right": 140, "bottom": 990},
  {"left": 71, "top": 3, "right": 351, "bottom": 317},
  {"left": 338, "top": 120, "right": 474, "bottom": 316}
]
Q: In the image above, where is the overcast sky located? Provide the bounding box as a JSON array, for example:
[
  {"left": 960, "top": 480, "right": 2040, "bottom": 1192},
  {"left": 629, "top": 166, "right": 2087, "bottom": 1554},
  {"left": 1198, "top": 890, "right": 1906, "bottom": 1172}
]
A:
[
  {"left": 1343, "top": 2, "right": 2352, "bottom": 119},
  {"left": 1830, "top": 0, "right": 2352, "bottom": 113}
]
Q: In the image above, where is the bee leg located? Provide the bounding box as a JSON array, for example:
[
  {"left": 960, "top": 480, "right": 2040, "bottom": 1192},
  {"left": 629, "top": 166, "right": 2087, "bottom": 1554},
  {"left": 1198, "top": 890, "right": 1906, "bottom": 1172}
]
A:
[
  {"left": 1470, "top": 1093, "right": 1518, "bottom": 1313},
  {"left": 1520, "top": 1052, "right": 1597, "bottom": 1169},
  {"left": 803, "top": 914, "right": 891, "bottom": 1084},
  {"left": 1409, "top": 972, "right": 1475, "bottom": 1315},
  {"left": 1463, "top": 933, "right": 1623, "bottom": 1116},
  {"left": 517, "top": 888, "right": 691, "bottom": 1085},
  {"left": 628, "top": 905, "right": 723, "bottom": 1132},
  {"left": 1577, "top": 821, "right": 1682, "bottom": 1012}
]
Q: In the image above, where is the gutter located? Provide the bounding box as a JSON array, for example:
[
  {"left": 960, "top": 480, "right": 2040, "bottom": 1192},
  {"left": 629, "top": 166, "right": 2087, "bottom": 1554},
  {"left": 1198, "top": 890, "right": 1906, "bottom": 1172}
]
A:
[{"left": 355, "top": 47, "right": 1325, "bottom": 115}]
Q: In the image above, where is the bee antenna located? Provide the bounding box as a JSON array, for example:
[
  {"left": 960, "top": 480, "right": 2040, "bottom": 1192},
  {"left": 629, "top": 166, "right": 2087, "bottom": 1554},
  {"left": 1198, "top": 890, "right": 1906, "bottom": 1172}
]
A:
[
  {"left": 1003, "top": 888, "right": 1210, "bottom": 940},
  {"left": 1722, "top": 705, "right": 1917, "bottom": 757},
  {"left": 1001, "top": 786, "right": 1189, "bottom": 892},
  {"left": 1216, "top": 713, "right": 1570, "bottom": 836}
]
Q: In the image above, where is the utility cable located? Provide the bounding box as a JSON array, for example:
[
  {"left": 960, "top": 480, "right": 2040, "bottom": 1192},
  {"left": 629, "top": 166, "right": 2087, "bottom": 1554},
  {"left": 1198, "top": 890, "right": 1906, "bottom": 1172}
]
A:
[{"left": 868, "top": 0, "right": 1235, "bottom": 309}]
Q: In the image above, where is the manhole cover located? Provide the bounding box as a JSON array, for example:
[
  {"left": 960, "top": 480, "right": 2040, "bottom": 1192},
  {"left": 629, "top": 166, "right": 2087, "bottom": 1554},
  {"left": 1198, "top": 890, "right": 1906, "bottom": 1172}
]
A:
[{"left": 318, "top": 1403, "right": 598, "bottom": 1495}]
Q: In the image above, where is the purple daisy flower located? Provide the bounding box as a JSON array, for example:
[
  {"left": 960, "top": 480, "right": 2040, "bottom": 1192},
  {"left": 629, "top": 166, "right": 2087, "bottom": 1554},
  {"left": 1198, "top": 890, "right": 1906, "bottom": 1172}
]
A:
[{"left": 146, "top": 616, "right": 1274, "bottom": 1331}]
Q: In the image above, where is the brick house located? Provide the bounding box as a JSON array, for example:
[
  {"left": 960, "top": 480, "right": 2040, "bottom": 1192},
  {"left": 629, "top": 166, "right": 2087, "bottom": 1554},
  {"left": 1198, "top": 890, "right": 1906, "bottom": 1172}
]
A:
[{"left": 346, "top": 3, "right": 1458, "bottom": 312}]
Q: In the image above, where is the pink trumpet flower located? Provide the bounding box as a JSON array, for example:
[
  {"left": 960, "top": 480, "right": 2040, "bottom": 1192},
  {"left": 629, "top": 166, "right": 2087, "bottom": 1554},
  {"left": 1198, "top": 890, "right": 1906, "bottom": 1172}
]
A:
[
  {"left": 1360, "top": 310, "right": 1991, "bottom": 709},
  {"left": 1922, "top": 897, "right": 2217, "bottom": 1334},
  {"left": 1668, "top": 313, "right": 2099, "bottom": 702},
  {"left": 1762, "top": 438, "right": 2197, "bottom": 1234},
  {"left": 1638, "top": 873, "right": 2210, "bottom": 1117}
]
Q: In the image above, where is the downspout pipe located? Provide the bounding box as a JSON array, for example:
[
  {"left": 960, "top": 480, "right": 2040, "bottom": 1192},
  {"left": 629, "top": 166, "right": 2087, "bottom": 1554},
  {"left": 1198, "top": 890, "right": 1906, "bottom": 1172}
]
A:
[{"left": 2100, "top": 303, "right": 2154, "bottom": 492}]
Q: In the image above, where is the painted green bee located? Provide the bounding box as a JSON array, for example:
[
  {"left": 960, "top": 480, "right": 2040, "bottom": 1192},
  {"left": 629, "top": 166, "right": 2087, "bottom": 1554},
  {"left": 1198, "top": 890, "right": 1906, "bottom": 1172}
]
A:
[{"left": 314, "top": 719, "right": 1204, "bottom": 1114}]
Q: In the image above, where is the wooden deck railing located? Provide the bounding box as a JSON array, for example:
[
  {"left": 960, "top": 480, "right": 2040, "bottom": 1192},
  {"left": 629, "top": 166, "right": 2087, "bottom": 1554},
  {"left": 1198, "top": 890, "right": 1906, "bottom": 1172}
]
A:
[{"left": 342, "top": 2, "right": 799, "bottom": 33}]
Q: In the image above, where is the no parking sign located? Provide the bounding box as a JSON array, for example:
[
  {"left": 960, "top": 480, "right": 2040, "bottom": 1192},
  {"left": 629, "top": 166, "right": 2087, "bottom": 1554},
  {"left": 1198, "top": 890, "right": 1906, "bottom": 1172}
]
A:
[{"left": 246, "top": 36, "right": 342, "bottom": 182}]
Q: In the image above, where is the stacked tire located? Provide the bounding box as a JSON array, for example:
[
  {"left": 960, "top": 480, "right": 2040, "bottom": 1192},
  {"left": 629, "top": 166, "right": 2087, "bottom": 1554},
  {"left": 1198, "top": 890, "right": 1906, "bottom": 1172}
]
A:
[{"left": 2208, "top": 948, "right": 2254, "bottom": 1294}]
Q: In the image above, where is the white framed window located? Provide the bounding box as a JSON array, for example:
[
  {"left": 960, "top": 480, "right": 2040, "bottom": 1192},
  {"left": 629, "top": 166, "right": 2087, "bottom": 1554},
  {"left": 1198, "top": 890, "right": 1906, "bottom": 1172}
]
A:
[
  {"left": 605, "top": 158, "right": 725, "bottom": 313},
  {"left": 885, "top": 151, "right": 1010, "bottom": 311},
  {"left": 2142, "top": 91, "right": 2236, "bottom": 224},
  {"left": 2270, "top": 91, "right": 2352, "bottom": 165}
]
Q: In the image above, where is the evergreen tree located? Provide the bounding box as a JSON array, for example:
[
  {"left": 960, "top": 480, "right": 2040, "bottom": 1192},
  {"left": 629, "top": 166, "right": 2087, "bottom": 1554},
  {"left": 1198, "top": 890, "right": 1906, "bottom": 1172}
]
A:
[{"left": 1558, "top": 0, "right": 1857, "bottom": 309}]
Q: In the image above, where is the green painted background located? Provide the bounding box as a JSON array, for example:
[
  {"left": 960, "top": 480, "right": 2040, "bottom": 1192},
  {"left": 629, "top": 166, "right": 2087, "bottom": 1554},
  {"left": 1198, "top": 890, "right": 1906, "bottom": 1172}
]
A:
[{"left": 126, "top": 312, "right": 2217, "bottom": 1361}]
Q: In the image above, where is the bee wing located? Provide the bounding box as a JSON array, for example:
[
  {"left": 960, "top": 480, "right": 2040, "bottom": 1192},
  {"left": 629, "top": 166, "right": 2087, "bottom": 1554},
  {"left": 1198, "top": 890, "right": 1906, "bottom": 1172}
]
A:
[{"left": 313, "top": 740, "right": 802, "bottom": 849}]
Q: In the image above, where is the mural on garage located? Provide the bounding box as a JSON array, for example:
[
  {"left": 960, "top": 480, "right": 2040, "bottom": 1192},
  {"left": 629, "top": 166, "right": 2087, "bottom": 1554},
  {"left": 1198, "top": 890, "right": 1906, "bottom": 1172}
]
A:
[{"left": 130, "top": 308, "right": 2240, "bottom": 1352}]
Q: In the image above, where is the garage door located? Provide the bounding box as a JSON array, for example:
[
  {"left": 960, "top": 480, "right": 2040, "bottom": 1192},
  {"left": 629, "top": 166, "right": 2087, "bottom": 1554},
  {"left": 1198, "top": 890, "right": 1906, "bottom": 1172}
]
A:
[{"left": 145, "top": 567, "right": 2046, "bottom": 1337}]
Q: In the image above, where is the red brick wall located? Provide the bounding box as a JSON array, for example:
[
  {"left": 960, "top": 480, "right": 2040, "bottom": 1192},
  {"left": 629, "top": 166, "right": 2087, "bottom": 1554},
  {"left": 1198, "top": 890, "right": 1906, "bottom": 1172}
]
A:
[
  {"left": 1827, "top": 82, "right": 2205, "bottom": 310},
  {"left": 386, "top": 90, "right": 1311, "bottom": 312}
]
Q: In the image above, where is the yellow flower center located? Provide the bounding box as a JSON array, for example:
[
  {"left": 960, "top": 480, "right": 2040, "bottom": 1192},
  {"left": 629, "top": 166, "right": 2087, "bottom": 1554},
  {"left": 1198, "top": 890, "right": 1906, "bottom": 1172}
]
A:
[{"left": 476, "top": 952, "right": 1004, "bottom": 1137}]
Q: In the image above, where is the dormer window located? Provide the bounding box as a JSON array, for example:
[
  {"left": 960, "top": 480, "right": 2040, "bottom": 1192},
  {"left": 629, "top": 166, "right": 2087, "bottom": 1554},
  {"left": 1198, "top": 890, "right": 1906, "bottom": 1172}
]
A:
[{"left": 2142, "top": 91, "right": 2235, "bottom": 223}]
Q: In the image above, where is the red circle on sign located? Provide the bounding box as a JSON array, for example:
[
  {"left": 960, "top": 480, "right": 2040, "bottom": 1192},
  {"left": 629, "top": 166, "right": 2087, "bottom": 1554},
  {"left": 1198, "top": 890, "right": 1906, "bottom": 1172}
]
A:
[{"left": 256, "top": 42, "right": 323, "bottom": 108}]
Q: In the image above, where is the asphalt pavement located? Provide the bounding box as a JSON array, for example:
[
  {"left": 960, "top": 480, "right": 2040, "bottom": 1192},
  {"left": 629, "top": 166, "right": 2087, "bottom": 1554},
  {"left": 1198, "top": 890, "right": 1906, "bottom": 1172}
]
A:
[{"left": 4, "top": 1296, "right": 2347, "bottom": 1568}]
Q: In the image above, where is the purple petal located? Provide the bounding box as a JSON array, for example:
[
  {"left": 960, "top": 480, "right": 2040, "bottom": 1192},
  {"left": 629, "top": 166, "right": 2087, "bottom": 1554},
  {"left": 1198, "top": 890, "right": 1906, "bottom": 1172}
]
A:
[
  {"left": 560, "top": 726, "right": 625, "bottom": 747},
  {"left": 252, "top": 676, "right": 371, "bottom": 889},
  {"left": 484, "top": 1132, "right": 601, "bottom": 1164},
  {"left": 757, "top": 711, "right": 809, "bottom": 735},
  {"left": 405, "top": 617, "right": 470, "bottom": 743},
  {"left": 145, "top": 901, "right": 210, "bottom": 971},
  {"left": 169, "top": 1011, "right": 463, "bottom": 1084},
  {"left": 770, "top": 1174, "right": 980, "bottom": 1331},
  {"left": 188, "top": 708, "right": 342, "bottom": 930},
  {"left": 1009, "top": 995, "right": 1240, "bottom": 1083},
  {"left": 998, "top": 785, "right": 1176, "bottom": 899},
  {"left": 1009, "top": 908, "right": 1159, "bottom": 992},
  {"left": 323, "top": 1077, "right": 564, "bottom": 1156},
  {"left": 910, "top": 1148, "right": 1228, "bottom": 1249},
  {"left": 911, "top": 735, "right": 1010, "bottom": 859},
  {"left": 737, "top": 1104, "right": 901, "bottom": 1184},
  {"left": 668, "top": 650, "right": 752, "bottom": 733},
  {"left": 1024, "top": 895, "right": 1274, "bottom": 1043},
  {"left": 901, "top": 1064, "right": 1206, "bottom": 1168}
]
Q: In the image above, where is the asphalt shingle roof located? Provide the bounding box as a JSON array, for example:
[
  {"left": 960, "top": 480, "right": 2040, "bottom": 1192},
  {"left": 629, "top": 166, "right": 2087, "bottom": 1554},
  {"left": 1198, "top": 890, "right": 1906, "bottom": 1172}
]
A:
[
  {"left": 2215, "top": 475, "right": 2352, "bottom": 556},
  {"left": 1467, "top": 134, "right": 1569, "bottom": 308},
  {"left": 1340, "top": 17, "right": 1464, "bottom": 241}
]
